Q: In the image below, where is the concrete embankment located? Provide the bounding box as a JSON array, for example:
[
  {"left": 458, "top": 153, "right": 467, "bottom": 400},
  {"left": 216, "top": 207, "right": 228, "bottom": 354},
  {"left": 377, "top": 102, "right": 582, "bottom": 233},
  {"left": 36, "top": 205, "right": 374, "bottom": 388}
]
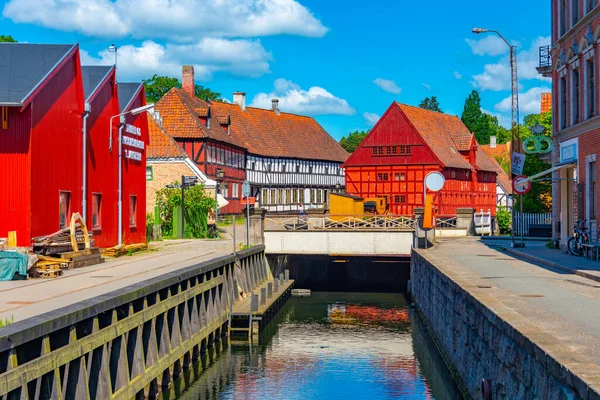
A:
[{"left": 410, "top": 239, "right": 600, "bottom": 399}]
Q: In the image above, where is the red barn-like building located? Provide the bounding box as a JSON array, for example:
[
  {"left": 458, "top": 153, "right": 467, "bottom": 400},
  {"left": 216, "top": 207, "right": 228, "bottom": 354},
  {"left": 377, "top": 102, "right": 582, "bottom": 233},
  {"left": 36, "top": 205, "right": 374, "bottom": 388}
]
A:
[
  {"left": 0, "top": 44, "right": 84, "bottom": 246},
  {"left": 343, "top": 102, "right": 498, "bottom": 216},
  {"left": 0, "top": 43, "right": 149, "bottom": 247}
]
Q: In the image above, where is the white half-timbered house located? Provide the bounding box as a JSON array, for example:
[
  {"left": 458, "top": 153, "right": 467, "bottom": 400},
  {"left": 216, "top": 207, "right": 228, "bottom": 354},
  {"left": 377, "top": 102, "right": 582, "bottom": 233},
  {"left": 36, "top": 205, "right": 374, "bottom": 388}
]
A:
[{"left": 212, "top": 95, "right": 349, "bottom": 212}]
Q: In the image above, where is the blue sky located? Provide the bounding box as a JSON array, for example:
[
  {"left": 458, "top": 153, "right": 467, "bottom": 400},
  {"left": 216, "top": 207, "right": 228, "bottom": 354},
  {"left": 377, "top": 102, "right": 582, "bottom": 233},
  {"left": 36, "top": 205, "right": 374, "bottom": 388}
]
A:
[{"left": 0, "top": 0, "right": 551, "bottom": 140}]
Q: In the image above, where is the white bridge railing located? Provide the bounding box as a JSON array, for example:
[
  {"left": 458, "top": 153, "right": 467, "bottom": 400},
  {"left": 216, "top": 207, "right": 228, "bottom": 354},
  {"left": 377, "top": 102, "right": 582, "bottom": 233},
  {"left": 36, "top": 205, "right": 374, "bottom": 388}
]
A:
[
  {"left": 265, "top": 215, "right": 417, "bottom": 231},
  {"left": 513, "top": 212, "right": 552, "bottom": 236}
]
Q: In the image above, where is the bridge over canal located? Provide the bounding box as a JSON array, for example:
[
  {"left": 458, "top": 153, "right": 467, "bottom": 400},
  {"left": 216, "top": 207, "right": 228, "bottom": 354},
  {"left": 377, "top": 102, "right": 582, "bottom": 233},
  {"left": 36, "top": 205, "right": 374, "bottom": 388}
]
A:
[{"left": 264, "top": 215, "right": 421, "bottom": 256}]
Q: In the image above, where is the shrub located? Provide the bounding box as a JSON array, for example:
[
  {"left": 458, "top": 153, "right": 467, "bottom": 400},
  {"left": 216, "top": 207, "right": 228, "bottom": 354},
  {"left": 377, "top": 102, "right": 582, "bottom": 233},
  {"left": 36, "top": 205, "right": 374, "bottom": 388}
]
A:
[
  {"left": 497, "top": 207, "right": 511, "bottom": 234},
  {"left": 155, "top": 182, "right": 216, "bottom": 239}
]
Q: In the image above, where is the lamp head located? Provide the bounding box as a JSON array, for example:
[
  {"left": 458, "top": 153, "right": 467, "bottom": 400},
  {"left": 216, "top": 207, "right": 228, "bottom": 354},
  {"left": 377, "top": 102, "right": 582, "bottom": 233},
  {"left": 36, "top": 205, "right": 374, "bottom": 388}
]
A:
[
  {"left": 108, "top": 44, "right": 117, "bottom": 52},
  {"left": 472, "top": 28, "right": 488, "bottom": 34},
  {"left": 130, "top": 103, "right": 154, "bottom": 115}
]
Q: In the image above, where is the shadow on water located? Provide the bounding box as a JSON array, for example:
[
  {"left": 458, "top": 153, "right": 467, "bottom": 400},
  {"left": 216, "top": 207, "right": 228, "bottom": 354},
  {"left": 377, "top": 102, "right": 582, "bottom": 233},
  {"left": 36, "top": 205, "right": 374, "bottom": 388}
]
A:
[{"left": 173, "top": 292, "right": 462, "bottom": 399}]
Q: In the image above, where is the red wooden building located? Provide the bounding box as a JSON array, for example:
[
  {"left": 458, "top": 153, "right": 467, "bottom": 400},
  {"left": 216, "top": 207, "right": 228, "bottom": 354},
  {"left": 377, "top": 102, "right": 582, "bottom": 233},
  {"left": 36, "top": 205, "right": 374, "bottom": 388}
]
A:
[
  {"left": 343, "top": 102, "right": 498, "bottom": 216},
  {"left": 0, "top": 44, "right": 84, "bottom": 246},
  {"left": 82, "top": 66, "right": 149, "bottom": 246},
  {"left": 155, "top": 66, "right": 246, "bottom": 214},
  {"left": 0, "top": 43, "right": 149, "bottom": 247}
]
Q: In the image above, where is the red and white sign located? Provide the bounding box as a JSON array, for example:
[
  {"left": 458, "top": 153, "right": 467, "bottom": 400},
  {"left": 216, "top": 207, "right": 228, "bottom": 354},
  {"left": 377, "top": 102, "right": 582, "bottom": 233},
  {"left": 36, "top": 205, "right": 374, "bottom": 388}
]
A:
[{"left": 512, "top": 175, "right": 531, "bottom": 195}]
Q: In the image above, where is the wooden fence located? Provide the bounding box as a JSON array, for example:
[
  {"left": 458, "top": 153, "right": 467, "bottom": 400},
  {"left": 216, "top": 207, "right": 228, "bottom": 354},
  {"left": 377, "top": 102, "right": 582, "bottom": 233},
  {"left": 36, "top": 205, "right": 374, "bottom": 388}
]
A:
[{"left": 513, "top": 212, "right": 552, "bottom": 236}]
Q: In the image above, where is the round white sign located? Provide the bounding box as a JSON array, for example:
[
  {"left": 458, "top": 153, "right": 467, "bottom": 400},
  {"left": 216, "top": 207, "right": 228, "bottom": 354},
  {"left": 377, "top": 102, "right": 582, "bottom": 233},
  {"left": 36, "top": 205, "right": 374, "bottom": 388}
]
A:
[{"left": 425, "top": 172, "right": 445, "bottom": 192}]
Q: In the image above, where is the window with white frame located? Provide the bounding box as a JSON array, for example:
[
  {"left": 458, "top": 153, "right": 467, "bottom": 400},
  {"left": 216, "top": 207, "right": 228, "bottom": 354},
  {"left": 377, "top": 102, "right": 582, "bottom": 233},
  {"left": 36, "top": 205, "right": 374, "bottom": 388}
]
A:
[
  {"left": 586, "top": 56, "right": 596, "bottom": 119},
  {"left": 261, "top": 188, "right": 269, "bottom": 205},
  {"left": 560, "top": 0, "right": 567, "bottom": 36},
  {"left": 590, "top": 160, "right": 597, "bottom": 219},
  {"left": 587, "top": 0, "right": 595, "bottom": 13},
  {"left": 232, "top": 183, "right": 239, "bottom": 199},
  {"left": 560, "top": 75, "right": 568, "bottom": 129},
  {"left": 572, "top": 67, "right": 581, "bottom": 125},
  {"left": 572, "top": 0, "right": 580, "bottom": 27}
]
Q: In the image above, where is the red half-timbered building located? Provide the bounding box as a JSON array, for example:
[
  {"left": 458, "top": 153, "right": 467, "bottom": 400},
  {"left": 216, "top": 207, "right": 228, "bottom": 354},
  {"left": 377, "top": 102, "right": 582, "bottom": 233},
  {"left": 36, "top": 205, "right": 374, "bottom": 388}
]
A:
[
  {"left": 155, "top": 67, "right": 246, "bottom": 214},
  {"left": 343, "top": 102, "right": 498, "bottom": 216}
]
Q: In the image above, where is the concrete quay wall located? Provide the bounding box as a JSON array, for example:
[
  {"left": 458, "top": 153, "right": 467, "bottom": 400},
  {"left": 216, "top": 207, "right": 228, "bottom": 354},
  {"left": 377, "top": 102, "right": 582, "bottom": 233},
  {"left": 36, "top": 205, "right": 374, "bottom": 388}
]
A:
[{"left": 410, "top": 249, "right": 600, "bottom": 400}]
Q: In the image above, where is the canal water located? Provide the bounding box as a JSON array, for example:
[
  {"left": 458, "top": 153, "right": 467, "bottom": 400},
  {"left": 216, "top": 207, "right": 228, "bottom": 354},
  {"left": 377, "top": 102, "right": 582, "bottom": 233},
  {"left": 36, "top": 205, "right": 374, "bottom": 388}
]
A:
[{"left": 176, "top": 292, "right": 462, "bottom": 400}]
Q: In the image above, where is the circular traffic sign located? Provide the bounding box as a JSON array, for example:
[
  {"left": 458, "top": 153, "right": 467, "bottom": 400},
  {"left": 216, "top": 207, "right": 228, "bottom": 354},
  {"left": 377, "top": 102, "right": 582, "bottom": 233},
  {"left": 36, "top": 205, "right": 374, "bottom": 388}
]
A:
[
  {"left": 425, "top": 172, "right": 445, "bottom": 192},
  {"left": 512, "top": 175, "right": 531, "bottom": 195}
]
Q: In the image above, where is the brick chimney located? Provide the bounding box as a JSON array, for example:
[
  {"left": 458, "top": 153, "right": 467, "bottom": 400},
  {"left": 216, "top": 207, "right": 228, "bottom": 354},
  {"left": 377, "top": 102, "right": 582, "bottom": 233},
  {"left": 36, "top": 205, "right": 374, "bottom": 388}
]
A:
[
  {"left": 490, "top": 135, "right": 497, "bottom": 149},
  {"left": 182, "top": 65, "right": 195, "bottom": 97},
  {"left": 272, "top": 98, "right": 280, "bottom": 115},
  {"left": 540, "top": 92, "right": 552, "bottom": 114},
  {"left": 233, "top": 92, "right": 246, "bottom": 111}
]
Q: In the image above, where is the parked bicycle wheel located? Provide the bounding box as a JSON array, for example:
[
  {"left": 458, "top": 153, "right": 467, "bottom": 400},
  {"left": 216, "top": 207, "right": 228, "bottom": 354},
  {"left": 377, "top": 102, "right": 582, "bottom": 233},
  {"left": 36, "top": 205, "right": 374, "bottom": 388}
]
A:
[{"left": 567, "top": 237, "right": 583, "bottom": 256}]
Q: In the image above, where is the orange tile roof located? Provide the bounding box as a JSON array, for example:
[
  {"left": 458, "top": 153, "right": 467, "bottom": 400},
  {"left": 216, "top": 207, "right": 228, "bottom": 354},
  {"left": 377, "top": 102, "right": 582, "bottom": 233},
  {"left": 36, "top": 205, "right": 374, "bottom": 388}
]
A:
[
  {"left": 488, "top": 154, "right": 512, "bottom": 194},
  {"left": 156, "top": 88, "right": 239, "bottom": 146},
  {"left": 396, "top": 103, "right": 496, "bottom": 172},
  {"left": 210, "top": 101, "right": 349, "bottom": 163},
  {"left": 480, "top": 142, "right": 511, "bottom": 163},
  {"left": 541, "top": 92, "right": 552, "bottom": 114},
  {"left": 147, "top": 118, "right": 187, "bottom": 159}
]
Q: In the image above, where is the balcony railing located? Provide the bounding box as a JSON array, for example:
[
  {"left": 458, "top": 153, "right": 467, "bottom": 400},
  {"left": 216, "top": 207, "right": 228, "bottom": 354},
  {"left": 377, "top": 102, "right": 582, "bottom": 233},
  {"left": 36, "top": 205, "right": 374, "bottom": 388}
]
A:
[{"left": 537, "top": 45, "right": 552, "bottom": 77}]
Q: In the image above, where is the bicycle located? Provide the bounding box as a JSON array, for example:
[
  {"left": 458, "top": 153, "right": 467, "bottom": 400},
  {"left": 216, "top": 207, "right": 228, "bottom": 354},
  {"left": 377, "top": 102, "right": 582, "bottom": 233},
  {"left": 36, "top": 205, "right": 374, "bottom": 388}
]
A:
[{"left": 567, "top": 219, "right": 589, "bottom": 256}]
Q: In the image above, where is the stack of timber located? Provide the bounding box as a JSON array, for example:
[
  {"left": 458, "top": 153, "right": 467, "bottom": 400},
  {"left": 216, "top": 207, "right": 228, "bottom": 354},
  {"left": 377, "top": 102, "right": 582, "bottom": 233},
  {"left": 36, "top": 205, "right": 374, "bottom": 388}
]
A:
[
  {"left": 30, "top": 213, "right": 104, "bottom": 272},
  {"left": 102, "top": 243, "right": 148, "bottom": 258},
  {"left": 32, "top": 227, "right": 94, "bottom": 255},
  {"left": 30, "top": 255, "right": 67, "bottom": 278}
]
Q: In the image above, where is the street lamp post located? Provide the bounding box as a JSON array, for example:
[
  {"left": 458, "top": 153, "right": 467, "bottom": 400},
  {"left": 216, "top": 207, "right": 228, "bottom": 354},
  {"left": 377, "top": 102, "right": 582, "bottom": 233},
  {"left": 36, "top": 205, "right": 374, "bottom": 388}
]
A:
[
  {"left": 109, "top": 103, "right": 156, "bottom": 245},
  {"left": 215, "top": 168, "right": 225, "bottom": 238},
  {"left": 472, "top": 28, "right": 521, "bottom": 247}
]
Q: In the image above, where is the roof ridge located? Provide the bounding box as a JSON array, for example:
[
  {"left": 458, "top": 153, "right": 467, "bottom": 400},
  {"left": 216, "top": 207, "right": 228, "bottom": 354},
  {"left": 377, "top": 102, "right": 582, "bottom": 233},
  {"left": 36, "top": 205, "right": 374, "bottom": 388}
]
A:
[{"left": 212, "top": 100, "right": 315, "bottom": 119}]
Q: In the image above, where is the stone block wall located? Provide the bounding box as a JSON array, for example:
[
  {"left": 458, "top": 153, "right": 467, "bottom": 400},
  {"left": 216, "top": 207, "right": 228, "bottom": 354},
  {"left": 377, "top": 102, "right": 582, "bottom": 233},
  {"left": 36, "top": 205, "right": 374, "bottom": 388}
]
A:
[{"left": 411, "top": 250, "right": 594, "bottom": 400}]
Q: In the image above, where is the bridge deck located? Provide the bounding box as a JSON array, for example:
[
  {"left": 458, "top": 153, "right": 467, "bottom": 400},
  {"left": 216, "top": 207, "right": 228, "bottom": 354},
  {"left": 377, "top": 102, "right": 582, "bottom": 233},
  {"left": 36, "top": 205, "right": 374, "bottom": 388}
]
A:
[{"left": 232, "top": 279, "right": 295, "bottom": 317}]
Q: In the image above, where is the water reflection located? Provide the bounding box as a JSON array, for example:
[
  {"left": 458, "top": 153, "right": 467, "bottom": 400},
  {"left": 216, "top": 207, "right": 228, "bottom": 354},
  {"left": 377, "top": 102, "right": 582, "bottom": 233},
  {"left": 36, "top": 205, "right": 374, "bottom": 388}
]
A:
[{"left": 178, "top": 293, "right": 462, "bottom": 400}]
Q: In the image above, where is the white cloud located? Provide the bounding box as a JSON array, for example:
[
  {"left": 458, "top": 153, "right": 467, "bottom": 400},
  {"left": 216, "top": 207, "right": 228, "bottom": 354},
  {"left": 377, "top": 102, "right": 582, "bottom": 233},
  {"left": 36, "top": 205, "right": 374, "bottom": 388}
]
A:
[
  {"left": 453, "top": 71, "right": 463, "bottom": 80},
  {"left": 2, "top": 0, "right": 327, "bottom": 40},
  {"left": 81, "top": 39, "right": 272, "bottom": 81},
  {"left": 466, "top": 36, "right": 509, "bottom": 56},
  {"left": 422, "top": 83, "right": 432, "bottom": 90},
  {"left": 472, "top": 36, "right": 551, "bottom": 91},
  {"left": 250, "top": 79, "right": 355, "bottom": 116},
  {"left": 373, "top": 78, "right": 401, "bottom": 94},
  {"left": 363, "top": 112, "right": 380, "bottom": 126},
  {"left": 494, "top": 86, "right": 552, "bottom": 116}
]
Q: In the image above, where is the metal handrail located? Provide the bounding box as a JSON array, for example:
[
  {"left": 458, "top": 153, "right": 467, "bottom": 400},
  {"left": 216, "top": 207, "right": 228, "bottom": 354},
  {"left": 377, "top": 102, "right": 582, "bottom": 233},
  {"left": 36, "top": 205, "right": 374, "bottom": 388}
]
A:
[
  {"left": 539, "top": 45, "right": 551, "bottom": 68},
  {"left": 436, "top": 216, "right": 458, "bottom": 228},
  {"left": 265, "top": 214, "right": 416, "bottom": 231}
]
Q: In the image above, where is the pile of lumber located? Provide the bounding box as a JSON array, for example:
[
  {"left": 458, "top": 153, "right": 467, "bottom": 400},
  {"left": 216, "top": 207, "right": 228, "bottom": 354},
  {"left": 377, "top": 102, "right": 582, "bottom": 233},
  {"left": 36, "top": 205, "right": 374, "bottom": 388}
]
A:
[
  {"left": 61, "top": 248, "right": 104, "bottom": 269},
  {"left": 102, "top": 243, "right": 148, "bottom": 258},
  {"left": 32, "top": 226, "right": 94, "bottom": 256},
  {"left": 30, "top": 255, "right": 67, "bottom": 278}
]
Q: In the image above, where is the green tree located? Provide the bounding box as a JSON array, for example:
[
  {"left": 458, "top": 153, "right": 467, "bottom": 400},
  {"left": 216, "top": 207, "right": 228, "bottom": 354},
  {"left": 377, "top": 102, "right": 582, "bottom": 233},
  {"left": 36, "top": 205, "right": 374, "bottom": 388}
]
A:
[
  {"left": 0, "top": 35, "right": 17, "bottom": 42},
  {"left": 418, "top": 96, "right": 443, "bottom": 113},
  {"left": 143, "top": 74, "right": 221, "bottom": 103},
  {"left": 339, "top": 130, "right": 368, "bottom": 153},
  {"left": 461, "top": 90, "right": 504, "bottom": 145}
]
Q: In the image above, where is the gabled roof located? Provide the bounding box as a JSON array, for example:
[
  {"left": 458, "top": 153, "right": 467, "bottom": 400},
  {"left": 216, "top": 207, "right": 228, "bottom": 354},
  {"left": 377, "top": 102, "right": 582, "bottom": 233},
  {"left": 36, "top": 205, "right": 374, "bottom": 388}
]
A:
[
  {"left": 480, "top": 142, "right": 511, "bottom": 163},
  {"left": 0, "top": 43, "right": 76, "bottom": 106},
  {"left": 489, "top": 156, "right": 513, "bottom": 194},
  {"left": 210, "top": 101, "right": 349, "bottom": 163},
  {"left": 82, "top": 65, "right": 113, "bottom": 102},
  {"left": 156, "top": 89, "right": 239, "bottom": 146},
  {"left": 396, "top": 103, "right": 474, "bottom": 170},
  {"left": 118, "top": 82, "right": 143, "bottom": 112},
  {"left": 396, "top": 103, "right": 496, "bottom": 172},
  {"left": 147, "top": 118, "right": 187, "bottom": 159}
]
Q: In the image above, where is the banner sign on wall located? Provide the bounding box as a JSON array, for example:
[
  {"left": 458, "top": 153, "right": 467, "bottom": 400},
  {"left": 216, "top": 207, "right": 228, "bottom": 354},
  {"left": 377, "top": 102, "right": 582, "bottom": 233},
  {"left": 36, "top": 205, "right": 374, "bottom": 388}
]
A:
[{"left": 512, "top": 152, "right": 526, "bottom": 176}]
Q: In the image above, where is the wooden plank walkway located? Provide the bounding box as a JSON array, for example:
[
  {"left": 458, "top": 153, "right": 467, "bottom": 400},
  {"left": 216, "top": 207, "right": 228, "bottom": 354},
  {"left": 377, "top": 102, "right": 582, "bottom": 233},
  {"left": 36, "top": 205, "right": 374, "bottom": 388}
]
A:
[{"left": 232, "top": 279, "right": 295, "bottom": 317}]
